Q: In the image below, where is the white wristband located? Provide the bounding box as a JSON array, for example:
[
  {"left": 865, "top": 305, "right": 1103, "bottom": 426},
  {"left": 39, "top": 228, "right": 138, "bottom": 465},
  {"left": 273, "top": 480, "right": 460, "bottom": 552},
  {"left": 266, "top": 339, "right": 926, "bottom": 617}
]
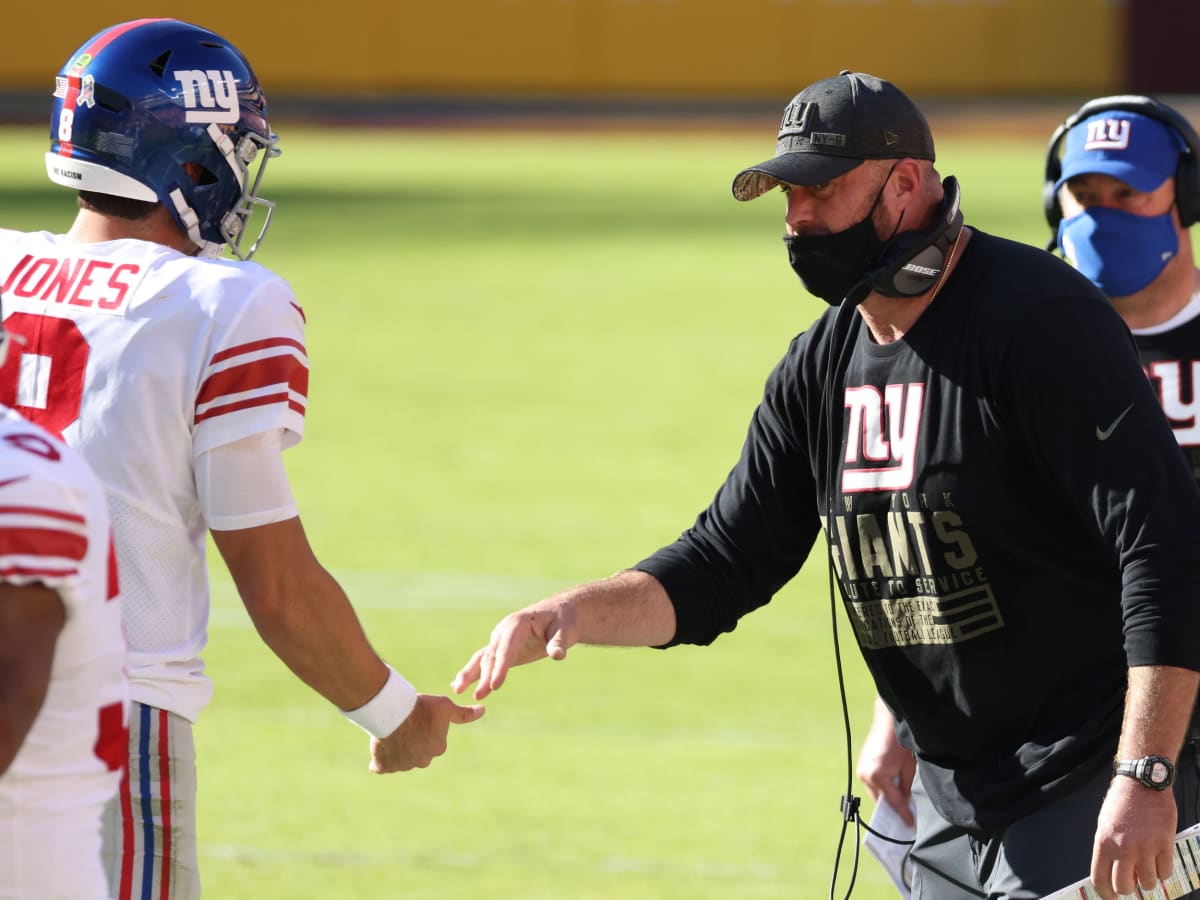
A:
[{"left": 341, "top": 666, "right": 418, "bottom": 739}]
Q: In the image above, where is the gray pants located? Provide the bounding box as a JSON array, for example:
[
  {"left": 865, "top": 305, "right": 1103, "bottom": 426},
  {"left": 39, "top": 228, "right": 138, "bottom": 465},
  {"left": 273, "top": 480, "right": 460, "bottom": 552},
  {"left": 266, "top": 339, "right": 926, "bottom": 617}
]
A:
[
  {"left": 909, "top": 763, "right": 1110, "bottom": 899},
  {"left": 906, "top": 741, "right": 1200, "bottom": 900}
]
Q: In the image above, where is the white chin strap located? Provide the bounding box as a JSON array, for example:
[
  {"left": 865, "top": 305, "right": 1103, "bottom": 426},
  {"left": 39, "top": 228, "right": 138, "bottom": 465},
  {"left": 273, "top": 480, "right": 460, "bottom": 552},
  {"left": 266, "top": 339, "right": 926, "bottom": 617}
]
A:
[
  {"left": 208, "top": 123, "right": 245, "bottom": 190},
  {"left": 168, "top": 187, "right": 205, "bottom": 248},
  {"left": 168, "top": 188, "right": 222, "bottom": 257}
]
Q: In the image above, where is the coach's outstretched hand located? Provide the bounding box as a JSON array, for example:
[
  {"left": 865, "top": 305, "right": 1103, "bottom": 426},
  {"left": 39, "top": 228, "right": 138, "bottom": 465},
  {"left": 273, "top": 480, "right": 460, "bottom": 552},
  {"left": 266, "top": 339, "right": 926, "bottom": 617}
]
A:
[
  {"left": 452, "top": 572, "right": 676, "bottom": 701},
  {"left": 369, "top": 693, "right": 485, "bottom": 773},
  {"left": 452, "top": 597, "right": 578, "bottom": 701}
]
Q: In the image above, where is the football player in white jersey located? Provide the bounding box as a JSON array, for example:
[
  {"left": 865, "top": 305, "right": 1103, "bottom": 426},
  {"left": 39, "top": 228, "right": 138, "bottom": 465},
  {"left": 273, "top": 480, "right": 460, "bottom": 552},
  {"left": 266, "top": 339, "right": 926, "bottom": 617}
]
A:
[
  {"left": 0, "top": 19, "right": 484, "bottom": 900},
  {"left": 0, "top": 307, "right": 130, "bottom": 899}
]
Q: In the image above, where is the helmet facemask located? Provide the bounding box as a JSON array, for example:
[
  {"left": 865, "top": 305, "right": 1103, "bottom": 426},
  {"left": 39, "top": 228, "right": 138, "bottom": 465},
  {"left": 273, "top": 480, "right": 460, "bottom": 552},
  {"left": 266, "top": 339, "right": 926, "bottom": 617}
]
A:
[
  {"left": 219, "top": 128, "right": 280, "bottom": 260},
  {"left": 173, "top": 124, "right": 280, "bottom": 259}
]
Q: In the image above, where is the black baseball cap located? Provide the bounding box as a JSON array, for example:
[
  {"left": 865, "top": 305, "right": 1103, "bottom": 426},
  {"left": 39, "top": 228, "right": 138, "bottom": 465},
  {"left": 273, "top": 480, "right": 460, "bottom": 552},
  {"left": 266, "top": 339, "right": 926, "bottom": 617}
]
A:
[{"left": 732, "top": 71, "right": 936, "bottom": 201}]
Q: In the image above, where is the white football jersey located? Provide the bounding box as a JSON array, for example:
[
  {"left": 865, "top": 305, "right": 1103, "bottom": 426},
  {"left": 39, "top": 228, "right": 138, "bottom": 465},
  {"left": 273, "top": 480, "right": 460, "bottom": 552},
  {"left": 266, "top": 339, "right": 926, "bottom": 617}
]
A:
[
  {"left": 0, "top": 404, "right": 128, "bottom": 899},
  {"left": 0, "top": 230, "right": 307, "bottom": 722}
]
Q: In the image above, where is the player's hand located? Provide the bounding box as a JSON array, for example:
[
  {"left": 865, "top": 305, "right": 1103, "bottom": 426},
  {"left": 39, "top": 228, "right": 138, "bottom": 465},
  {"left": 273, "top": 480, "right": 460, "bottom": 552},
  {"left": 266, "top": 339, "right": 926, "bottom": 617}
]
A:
[
  {"left": 368, "top": 693, "right": 484, "bottom": 773},
  {"left": 1090, "top": 775, "right": 1177, "bottom": 899},
  {"left": 855, "top": 710, "right": 916, "bottom": 827},
  {"left": 451, "top": 597, "right": 578, "bottom": 700}
]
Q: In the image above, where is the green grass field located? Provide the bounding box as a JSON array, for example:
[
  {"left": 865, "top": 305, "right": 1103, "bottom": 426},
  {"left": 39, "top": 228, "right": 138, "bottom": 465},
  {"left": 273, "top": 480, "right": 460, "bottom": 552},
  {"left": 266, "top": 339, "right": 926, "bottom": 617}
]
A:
[{"left": 0, "top": 119, "right": 1054, "bottom": 899}]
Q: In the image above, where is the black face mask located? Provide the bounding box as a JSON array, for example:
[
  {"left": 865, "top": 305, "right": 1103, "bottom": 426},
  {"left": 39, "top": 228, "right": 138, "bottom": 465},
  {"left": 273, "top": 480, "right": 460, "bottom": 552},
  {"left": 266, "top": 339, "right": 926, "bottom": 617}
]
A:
[{"left": 782, "top": 167, "right": 897, "bottom": 306}]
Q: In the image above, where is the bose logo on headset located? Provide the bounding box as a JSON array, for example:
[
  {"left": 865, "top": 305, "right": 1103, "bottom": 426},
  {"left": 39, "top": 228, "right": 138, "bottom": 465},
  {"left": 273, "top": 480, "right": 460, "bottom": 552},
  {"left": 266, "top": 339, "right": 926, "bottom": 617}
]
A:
[
  {"left": 843, "top": 175, "right": 964, "bottom": 305},
  {"left": 1043, "top": 94, "right": 1200, "bottom": 247}
]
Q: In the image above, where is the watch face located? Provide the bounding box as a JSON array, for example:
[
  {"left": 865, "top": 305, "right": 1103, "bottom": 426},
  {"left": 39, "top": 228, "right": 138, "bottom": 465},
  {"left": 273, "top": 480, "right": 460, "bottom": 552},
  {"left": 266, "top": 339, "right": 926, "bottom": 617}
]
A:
[{"left": 1151, "top": 761, "right": 1170, "bottom": 785}]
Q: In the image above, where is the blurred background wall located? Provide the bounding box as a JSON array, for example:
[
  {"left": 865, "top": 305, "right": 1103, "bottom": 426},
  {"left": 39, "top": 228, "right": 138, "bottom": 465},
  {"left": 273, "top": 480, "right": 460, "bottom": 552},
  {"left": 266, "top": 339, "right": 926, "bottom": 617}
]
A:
[{"left": 0, "top": 0, "right": 1191, "bottom": 122}]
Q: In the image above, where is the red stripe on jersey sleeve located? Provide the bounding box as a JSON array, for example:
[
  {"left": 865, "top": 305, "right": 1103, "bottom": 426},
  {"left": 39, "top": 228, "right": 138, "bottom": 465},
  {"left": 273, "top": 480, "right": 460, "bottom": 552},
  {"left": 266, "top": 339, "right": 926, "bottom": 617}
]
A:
[
  {"left": 209, "top": 337, "right": 306, "bottom": 366},
  {"left": 195, "top": 353, "right": 309, "bottom": 407},
  {"left": 193, "top": 393, "right": 306, "bottom": 425},
  {"left": 0, "top": 526, "right": 88, "bottom": 561},
  {"left": 0, "top": 504, "right": 86, "bottom": 525},
  {"left": 0, "top": 564, "right": 79, "bottom": 579}
]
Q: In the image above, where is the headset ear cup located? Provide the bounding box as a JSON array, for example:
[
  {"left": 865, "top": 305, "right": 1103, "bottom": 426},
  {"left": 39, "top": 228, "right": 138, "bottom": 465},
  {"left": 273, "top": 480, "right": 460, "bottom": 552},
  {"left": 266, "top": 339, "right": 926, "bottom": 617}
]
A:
[
  {"left": 1043, "top": 178, "right": 1063, "bottom": 236},
  {"left": 861, "top": 177, "right": 963, "bottom": 298},
  {"left": 1176, "top": 150, "right": 1200, "bottom": 228},
  {"left": 1042, "top": 121, "right": 1070, "bottom": 239}
]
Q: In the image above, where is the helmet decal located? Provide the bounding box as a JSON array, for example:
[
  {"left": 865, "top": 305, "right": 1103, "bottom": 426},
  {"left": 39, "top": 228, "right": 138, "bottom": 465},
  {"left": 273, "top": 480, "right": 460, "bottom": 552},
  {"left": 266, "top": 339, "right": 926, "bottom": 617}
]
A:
[{"left": 175, "top": 70, "right": 240, "bottom": 124}]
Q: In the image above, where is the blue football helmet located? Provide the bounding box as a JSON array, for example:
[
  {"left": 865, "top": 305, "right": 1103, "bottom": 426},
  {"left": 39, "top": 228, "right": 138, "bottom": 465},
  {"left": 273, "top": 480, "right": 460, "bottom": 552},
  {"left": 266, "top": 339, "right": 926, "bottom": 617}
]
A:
[{"left": 46, "top": 18, "right": 280, "bottom": 259}]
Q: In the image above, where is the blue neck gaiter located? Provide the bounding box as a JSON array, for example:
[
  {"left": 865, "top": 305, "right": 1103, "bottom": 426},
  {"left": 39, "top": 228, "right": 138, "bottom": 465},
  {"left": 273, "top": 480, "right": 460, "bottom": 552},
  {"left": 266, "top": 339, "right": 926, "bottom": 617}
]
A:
[{"left": 1058, "top": 206, "right": 1178, "bottom": 297}]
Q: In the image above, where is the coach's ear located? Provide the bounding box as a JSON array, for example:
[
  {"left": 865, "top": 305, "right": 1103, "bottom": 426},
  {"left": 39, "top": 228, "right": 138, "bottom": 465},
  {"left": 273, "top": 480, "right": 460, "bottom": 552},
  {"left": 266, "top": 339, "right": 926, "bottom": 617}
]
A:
[
  {"left": 854, "top": 174, "right": 963, "bottom": 302},
  {"left": 887, "top": 157, "right": 924, "bottom": 203}
]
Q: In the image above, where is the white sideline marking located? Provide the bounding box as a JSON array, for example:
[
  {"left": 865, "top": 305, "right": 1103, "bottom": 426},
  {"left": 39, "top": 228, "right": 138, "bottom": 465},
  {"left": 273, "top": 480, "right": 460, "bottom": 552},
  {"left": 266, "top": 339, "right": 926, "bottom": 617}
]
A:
[
  {"left": 207, "top": 569, "right": 569, "bottom": 626},
  {"left": 202, "top": 843, "right": 781, "bottom": 880}
]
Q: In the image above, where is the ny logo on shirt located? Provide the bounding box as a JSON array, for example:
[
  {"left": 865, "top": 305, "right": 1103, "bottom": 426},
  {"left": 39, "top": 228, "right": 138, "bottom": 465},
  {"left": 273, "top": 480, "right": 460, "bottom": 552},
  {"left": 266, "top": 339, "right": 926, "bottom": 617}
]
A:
[
  {"left": 842, "top": 383, "right": 925, "bottom": 492},
  {"left": 174, "top": 69, "right": 239, "bottom": 124},
  {"left": 1147, "top": 359, "right": 1200, "bottom": 445}
]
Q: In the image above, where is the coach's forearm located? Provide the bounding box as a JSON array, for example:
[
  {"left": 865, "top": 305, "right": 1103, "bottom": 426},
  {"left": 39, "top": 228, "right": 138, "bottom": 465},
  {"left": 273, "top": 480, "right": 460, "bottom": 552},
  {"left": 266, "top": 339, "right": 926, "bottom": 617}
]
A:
[
  {"left": 568, "top": 569, "right": 677, "bottom": 648},
  {"left": 1117, "top": 664, "right": 1200, "bottom": 763}
]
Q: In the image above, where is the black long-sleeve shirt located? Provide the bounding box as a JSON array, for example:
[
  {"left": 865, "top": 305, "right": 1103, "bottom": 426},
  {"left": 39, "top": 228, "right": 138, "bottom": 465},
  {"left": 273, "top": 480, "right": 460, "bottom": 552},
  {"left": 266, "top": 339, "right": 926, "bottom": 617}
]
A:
[{"left": 636, "top": 230, "right": 1200, "bottom": 831}]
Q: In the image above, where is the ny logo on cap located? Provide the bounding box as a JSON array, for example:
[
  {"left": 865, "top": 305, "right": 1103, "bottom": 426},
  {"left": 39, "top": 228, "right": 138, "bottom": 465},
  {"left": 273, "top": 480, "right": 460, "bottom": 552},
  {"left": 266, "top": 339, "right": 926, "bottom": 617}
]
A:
[
  {"left": 779, "top": 100, "right": 815, "bottom": 137},
  {"left": 777, "top": 99, "right": 846, "bottom": 150},
  {"left": 1084, "top": 118, "right": 1131, "bottom": 151}
]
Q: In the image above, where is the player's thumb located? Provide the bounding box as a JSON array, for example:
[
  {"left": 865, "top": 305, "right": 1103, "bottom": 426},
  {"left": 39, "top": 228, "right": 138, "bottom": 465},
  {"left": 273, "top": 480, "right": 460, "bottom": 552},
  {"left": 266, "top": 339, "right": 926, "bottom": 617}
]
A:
[{"left": 449, "top": 702, "right": 486, "bottom": 725}]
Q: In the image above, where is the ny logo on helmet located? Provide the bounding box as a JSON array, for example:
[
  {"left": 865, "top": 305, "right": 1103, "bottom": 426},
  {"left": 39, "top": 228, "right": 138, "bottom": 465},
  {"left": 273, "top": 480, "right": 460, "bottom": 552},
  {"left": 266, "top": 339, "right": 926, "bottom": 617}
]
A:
[{"left": 174, "top": 69, "right": 239, "bottom": 125}]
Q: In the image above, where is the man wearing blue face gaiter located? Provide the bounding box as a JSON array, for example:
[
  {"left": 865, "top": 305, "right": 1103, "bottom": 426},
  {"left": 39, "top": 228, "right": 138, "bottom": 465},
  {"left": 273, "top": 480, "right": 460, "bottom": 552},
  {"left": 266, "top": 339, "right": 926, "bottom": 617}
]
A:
[{"left": 1051, "top": 104, "right": 1199, "bottom": 321}]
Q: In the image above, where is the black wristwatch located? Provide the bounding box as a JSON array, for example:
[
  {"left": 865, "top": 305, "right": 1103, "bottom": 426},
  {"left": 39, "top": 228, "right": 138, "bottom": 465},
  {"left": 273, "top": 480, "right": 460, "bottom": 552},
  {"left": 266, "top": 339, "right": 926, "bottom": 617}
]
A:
[{"left": 1113, "top": 756, "right": 1176, "bottom": 790}]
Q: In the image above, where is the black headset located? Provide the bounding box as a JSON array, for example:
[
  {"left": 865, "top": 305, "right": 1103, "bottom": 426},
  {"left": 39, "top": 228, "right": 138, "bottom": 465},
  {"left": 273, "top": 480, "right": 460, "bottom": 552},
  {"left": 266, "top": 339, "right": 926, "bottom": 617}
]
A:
[
  {"left": 1043, "top": 95, "right": 1200, "bottom": 243},
  {"left": 846, "top": 176, "right": 964, "bottom": 305}
]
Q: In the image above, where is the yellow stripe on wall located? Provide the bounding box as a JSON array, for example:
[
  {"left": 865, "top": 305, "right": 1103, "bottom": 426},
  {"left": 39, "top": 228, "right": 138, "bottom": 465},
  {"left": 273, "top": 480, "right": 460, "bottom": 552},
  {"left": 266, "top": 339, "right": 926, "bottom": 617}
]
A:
[{"left": 0, "top": 1, "right": 1123, "bottom": 98}]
